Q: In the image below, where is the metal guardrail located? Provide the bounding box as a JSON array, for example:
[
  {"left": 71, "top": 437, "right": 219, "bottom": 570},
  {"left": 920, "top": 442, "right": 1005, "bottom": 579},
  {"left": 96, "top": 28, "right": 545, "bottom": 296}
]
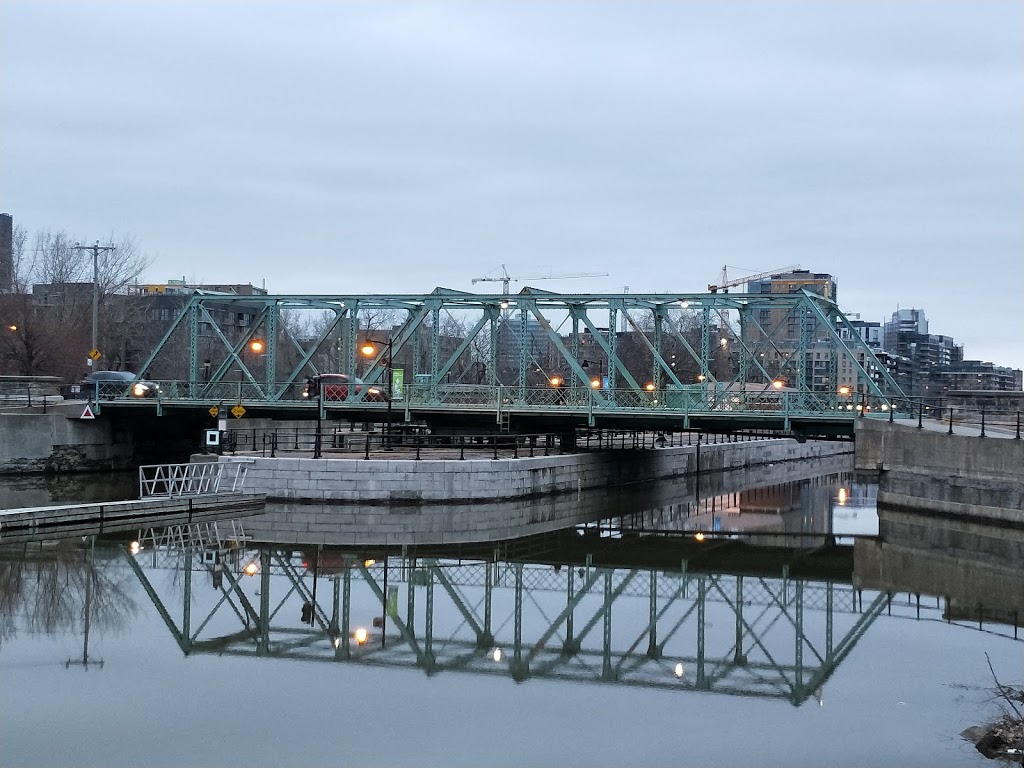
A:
[
  {"left": 217, "top": 425, "right": 774, "bottom": 459},
  {"left": 66, "top": 378, "right": 1024, "bottom": 435},
  {"left": 85, "top": 379, "right": 909, "bottom": 416},
  {"left": 138, "top": 462, "right": 250, "bottom": 498}
]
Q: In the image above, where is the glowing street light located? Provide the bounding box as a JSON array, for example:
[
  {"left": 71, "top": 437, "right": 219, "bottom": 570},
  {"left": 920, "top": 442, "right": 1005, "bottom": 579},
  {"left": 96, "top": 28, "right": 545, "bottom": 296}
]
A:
[
  {"left": 694, "top": 532, "right": 706, "bottom": 542},
  {"left": 549, "top": 375, "right": 562, "bottom": 387},
  {"left": 772, "top": 380, "right": 784, "bottom": 390},
  {"left": 248, "top": 339, "right": 265, "bottom": 354},
  {"left": 645, "top": 382, "right": 656, "bottom": 392},
  {"left": 838, "top": 386, "right": 851, "bottom": 396},
  {"left": 361, "top": 337, "right": 395, "bottom": 450},
  {"left": 354, "top": 627, "right": 369, "bottom": 645},
  {"left": 243, "top": 561, "right": 259, "bottom": 576}
]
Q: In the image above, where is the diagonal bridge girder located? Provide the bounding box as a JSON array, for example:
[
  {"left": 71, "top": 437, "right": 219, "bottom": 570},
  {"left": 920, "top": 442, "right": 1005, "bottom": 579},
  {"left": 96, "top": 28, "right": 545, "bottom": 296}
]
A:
[{"left": 130, "top": 290, "right": 906, "bottom": 423}]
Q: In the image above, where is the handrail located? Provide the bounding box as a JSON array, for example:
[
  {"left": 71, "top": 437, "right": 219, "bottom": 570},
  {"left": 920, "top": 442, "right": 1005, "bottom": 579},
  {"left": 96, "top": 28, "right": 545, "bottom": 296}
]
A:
[{"left": 138, "top": 462, "right": 249, "bottom": 498}]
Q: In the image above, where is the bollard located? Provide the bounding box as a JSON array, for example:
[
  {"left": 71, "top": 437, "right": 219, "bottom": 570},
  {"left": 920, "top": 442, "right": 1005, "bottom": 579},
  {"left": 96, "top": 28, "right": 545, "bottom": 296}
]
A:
[{"left": 980, "top": 409, "right": 986, "bottom": 439}]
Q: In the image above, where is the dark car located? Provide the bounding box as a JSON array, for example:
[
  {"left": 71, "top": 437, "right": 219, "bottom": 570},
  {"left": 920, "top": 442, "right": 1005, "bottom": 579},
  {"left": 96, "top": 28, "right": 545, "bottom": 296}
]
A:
[
  {"left": 82, "top": 370, "right": 160, "bottom": 399},
  {"left": 302, "top": 374, "right": 389, "bottom": 402}
]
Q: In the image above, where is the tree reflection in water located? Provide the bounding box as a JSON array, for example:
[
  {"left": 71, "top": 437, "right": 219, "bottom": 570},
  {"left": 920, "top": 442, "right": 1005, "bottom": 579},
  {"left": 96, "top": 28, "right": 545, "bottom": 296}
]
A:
[{"left": 0, "top": 539, "right": 137, "bottom": 645}]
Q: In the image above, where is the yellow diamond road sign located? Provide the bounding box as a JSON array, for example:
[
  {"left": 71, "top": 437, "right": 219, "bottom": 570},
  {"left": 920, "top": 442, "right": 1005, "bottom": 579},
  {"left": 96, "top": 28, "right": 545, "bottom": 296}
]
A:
[
  {"left": 88, "top": 348, "right": 101, "bottom": 361},
  {"left": 230, "top": 404, "right": 246, "bottom": 419},
  {"left": 208, "top": 406, "right": 219, "bottom": 418}
]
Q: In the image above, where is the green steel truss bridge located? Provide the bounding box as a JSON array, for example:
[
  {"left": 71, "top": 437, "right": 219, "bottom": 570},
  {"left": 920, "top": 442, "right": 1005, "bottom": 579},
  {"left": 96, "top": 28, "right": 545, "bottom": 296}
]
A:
[
  {"left": 110, "top": 290, "right": 906, "bottom": 436},
  {"left": 127, "top": 541, "right": 887, "bottom": 706}
]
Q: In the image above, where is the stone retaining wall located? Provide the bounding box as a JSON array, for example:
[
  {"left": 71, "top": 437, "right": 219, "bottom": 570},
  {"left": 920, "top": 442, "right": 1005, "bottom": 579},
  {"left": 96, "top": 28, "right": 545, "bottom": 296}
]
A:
[
  {"left": 855, "top": 420, "right": 1024, "bottom": 523},
  {"left": 239, "top": 452, "right": 855, "bottom": 546},
  {"left": 0, "top": 407, "right": 135, "bottom": 475},
  {"left": 213, "top": 438, "right": 852, "bottom": 505}
]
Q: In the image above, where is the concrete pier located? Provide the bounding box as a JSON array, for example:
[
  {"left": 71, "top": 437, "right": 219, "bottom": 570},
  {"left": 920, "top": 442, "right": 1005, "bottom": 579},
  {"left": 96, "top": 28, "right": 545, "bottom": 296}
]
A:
[
  {"left": 207, "top": 438, "right": 851, "bottom": 505},
  {"left": 0, "top": 492, "right": 266, "bottom": 542},
  {"left": 196, "top": 439, "right": 853, "bottom": 545},
  {"left": 854, "top": 419, "right": 1024, "bottom": 523}
]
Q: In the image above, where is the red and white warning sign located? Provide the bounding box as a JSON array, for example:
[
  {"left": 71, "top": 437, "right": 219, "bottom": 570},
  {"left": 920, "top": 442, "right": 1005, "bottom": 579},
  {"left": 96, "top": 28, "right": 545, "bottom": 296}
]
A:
[{"left": 79, "top": 405, "right": 96, "bottom": 420}]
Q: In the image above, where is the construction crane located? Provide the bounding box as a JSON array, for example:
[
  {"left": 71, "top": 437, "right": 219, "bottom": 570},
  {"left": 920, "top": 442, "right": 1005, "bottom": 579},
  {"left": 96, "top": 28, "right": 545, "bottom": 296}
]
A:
[
  {"left": 708, "top": 264, "right": 802, "bottom": 294},
  {"left": 472, "top": 264, "right": 609, "bottom": 294}
]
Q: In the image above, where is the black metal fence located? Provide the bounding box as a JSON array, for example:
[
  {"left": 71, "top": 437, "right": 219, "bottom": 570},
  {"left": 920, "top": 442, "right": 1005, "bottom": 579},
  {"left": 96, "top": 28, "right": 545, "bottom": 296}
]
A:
[{"left": 214, "top": 425, "right": 780, "bottom": 461}]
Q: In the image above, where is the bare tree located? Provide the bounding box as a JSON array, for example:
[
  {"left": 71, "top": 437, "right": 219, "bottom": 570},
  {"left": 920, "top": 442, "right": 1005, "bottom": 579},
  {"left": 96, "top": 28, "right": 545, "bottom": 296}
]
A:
[{"left": 0, "top": 226, "right": 153, "bottom": 378}]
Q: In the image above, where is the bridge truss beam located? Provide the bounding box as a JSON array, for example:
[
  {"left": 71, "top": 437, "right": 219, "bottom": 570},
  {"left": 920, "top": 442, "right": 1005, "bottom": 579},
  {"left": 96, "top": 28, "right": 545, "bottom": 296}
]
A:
[
  {"left": 131, "top": 545, "right": 886, "bottom": 705},
  {"left": 129, "top": 290, "right": 905, "bottom": 424}
]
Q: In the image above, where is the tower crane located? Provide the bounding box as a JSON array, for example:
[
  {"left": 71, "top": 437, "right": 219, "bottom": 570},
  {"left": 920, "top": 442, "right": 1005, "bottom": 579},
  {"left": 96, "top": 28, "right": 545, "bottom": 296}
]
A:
[
  {"left": 708, "top": 264, "right": 802, "bottom": 294},
  {"left": 472, "top": 264, "right": 609, "bottom": 294}
]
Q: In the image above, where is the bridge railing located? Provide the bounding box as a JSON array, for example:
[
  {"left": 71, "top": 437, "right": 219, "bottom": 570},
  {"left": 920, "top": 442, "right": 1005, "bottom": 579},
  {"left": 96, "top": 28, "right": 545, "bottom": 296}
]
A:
[
  {"left": 100, "top": 378, "right": 960, "bottom": 421},
  {"left": 216, "top": 425, "right": 776, "bottom": 458},
  {"left": 138, "top": 461, "right": 249, "bottom": 498}
]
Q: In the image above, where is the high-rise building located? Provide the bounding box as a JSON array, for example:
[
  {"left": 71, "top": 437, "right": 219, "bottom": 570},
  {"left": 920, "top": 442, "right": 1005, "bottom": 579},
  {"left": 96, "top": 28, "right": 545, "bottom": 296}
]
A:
[
  {"left": 883, "top": 308, "right": 928, "bottom": 351},
  {"left": 882, "top": 308, "right": 963, "bottom": 398},
  {"left": 0, "top": 213, "right": 12, "bottom": 294},
  {"left": 742, "top": 270, "right": 838, "bottom": 391}
]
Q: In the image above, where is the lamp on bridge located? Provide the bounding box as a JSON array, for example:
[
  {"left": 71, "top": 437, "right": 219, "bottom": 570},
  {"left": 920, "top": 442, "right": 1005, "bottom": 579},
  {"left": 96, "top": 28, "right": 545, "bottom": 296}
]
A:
[
  {"left": 360, "top": 336, "right": 394, "bottom": 451},
  {"left": 581, "top": 359, "right": 604, "bottom": 389}
]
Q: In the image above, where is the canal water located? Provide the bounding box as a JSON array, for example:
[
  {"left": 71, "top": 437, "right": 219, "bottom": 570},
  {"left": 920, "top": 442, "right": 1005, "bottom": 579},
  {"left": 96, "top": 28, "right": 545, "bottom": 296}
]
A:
[{"left": 1, "top": 461, "right": 1020, "bottom": 768}]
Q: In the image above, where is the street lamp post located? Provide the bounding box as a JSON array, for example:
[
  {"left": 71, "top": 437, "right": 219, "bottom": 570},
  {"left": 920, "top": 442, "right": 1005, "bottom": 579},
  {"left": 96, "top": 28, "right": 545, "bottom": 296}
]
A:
[
  {"left": 361, "top": 336, "right": 394, "bottom": 451},
  {"left": 71, "top": 241, "right": 115, "bottom": 368}
]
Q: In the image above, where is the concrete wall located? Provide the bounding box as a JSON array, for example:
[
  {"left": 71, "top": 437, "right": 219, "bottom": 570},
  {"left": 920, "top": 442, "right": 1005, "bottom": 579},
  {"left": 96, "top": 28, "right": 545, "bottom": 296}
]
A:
[
  {"left": 241, "top": 451, "right": 855, "bottom": 546},
  {"left": 855, "top": 419, "right": 1024, "bottom": 477},
  {"left": 0, "top": 407, "right": 135, "bottom": 474},
  {"left": 214, "top": 439, "right": 851, "bottom": 505},
  {"left": 855, "top": 419, "right": 1023, "bottom": 522}
]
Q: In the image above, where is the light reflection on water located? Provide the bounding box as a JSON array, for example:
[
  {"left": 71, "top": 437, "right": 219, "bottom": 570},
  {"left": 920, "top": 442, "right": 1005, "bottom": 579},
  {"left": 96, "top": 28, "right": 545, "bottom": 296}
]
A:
[{"left": 0, "top": 462, "right": 1019, "bottom": 768}]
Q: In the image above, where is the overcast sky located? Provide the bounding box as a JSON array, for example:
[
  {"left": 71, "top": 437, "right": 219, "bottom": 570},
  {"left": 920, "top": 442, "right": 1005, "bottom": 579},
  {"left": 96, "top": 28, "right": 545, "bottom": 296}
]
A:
[{"left": 2, "top": 1, "right": 1022, "bottom": 369}]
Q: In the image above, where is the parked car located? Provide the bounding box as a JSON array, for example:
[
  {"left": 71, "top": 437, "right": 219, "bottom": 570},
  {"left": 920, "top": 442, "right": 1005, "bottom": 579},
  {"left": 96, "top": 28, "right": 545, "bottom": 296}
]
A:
[
  {"left": 82, "top": 370, "right": 159, "bottom": 399},
  {"left": 302, "top": 374, "right": 389, "bottom": 402}
]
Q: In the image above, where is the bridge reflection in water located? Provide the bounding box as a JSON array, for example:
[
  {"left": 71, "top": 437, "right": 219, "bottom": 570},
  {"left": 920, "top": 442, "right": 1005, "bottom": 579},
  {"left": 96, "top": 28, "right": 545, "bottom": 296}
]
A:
[{"left": 126, "top": 533, "right": 887, "bottom": 707}]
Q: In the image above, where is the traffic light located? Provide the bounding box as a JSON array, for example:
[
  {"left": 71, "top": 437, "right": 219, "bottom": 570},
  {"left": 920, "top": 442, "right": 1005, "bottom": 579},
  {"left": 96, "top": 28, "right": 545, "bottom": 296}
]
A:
[{"left": 301, "top": 602, "right": 313, "bottom": 625}]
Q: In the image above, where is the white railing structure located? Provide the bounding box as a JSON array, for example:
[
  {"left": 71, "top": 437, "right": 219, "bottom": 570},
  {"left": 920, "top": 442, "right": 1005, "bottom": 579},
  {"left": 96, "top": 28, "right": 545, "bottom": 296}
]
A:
[
  {"left": 137, "top": 519, "right": 251, "bottom": 554},
  {"left": 138, "top": 461, "right": 250, "bottom": 498}
]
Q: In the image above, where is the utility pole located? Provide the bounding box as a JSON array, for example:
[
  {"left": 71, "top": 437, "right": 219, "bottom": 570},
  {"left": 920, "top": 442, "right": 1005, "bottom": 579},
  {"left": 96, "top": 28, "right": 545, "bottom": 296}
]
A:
[{"left": 71, "top": 241, "right": 116, "bottom": 368}]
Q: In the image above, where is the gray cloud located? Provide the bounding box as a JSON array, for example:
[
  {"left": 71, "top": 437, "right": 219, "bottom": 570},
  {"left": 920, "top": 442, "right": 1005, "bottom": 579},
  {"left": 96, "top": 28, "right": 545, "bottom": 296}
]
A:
[{"left": 2, "top": 0, "right": 1021, "bottom": 367}]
